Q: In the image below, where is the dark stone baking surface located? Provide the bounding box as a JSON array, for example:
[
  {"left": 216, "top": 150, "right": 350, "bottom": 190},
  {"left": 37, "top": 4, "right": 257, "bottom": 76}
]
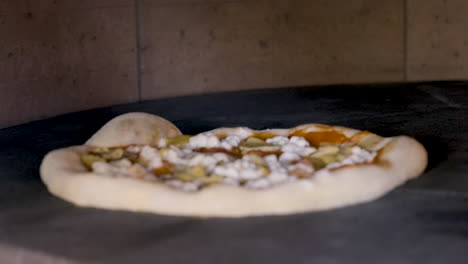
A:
[{"left": 0, "top": 82, "right": 467, "bottom": 263}]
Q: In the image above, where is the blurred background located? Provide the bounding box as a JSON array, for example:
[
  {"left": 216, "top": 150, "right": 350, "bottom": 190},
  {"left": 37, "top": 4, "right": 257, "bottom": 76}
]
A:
[{"left": 1, "top": 0, "right": 467, "bottom": 128}]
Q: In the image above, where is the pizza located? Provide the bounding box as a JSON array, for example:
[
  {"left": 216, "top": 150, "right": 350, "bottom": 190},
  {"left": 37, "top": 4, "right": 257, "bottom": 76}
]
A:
[{"left": 40, "top": 112, "right": 428, "bottom": 217}]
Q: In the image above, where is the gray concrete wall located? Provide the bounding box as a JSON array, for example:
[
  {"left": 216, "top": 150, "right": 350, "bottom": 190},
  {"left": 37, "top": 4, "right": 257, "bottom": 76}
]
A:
[{"left": 1, "top": 0, "right": 467, "bottom": 128}]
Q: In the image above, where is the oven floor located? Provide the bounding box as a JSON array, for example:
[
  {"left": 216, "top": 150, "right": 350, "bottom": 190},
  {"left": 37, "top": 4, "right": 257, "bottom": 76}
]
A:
[{"left": 1, "top": 82, "right": 467, "bottom": 263}]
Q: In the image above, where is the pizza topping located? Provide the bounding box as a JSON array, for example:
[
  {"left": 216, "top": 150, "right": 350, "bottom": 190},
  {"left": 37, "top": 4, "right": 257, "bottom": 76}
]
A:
[
  {"left": 139, "top": 146, "right": 163, "bottom": 169},
  {"left": 350, "top": 131, "right": 389, "bottom": 151},
  {"left": 279, "top": 152, "right": 301, "bottom": 163},
  {"left": 244, "top": 150, "right": 282, "bottom": 157},
  {"left": 88, "top": 147, "right": 109, "bottom": 155},
  {"left": 152, "top": 161, "right": 174, "bottom": 176},
  {"left": 213, "top": 158, "right": 265, "bottom": 181},
  {"left": 229, "top": 127, "right": 254, "bottom": 138},
  {"left": 188, "top": 133, "right": 247, "bottom": 151},
  {"left": 126, "top": 145, "right": 142, "bottom": 153},
  {"left": 92, "top": 159, "right": 134, "bottom": 177},
  {"left": 289, "top": 162, "right": 315, "bottom": 178},
  {"left": 188, "top": 133, "right": 221, "bottom": 149},
  {"left": 326, "top": 146, "right": 376, "bottom": 169},
  {"left": 310, "top": 145, "right": 340, "bottom": 157},
  {"left": 195, "top": 147, "right": 241, "bottom": 158},
  {"left": 265, "top": 136, "right": 289, "bottom": 145},
  {"left": 290, "top": 129, "right": 350, "bottom": 147},
  {"left": 176, "top": 164, "right": 207, "bottom": 182},
  {"left": 101, "top": 148, "right": 124, "bottom": 161},
  {"left": 81, "top": 154, "right": 105, "bottom": 170},
  {"left": 82, "top": 128, "right": 383, "bottom": 192},
  {"left": 81, "top": 147, "right": 126, "bottom": 169},
  {"left": 249, "top": 131, "right": 278, "bottom": 140},
  {"left": 266, "top": 136, "right": 316, "bottom": 156},
  {"left": 166, "top": 135, "right": 191, "bottom": 147},
  {"left": 239, "top": 137, "right": 281, "bottom": 153},
  {"left": 223, "top": 135, "right": 244, "bottom": 148},
  {"left": 111, "top": 158, "right": 133, "bottom": 168}
]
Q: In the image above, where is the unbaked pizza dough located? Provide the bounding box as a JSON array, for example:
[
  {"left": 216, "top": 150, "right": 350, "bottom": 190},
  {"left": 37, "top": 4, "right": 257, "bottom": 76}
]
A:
[{"left": 40, "top": 113, "right": 428, "bottom": 217}]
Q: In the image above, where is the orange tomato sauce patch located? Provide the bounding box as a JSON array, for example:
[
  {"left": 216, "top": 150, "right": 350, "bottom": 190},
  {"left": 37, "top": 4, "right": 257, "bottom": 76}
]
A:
[
  {"left": 250, "top": 132, "right": 279, "bottom": 141},
  {"left": 289, "top": 129, "right": 350, "bottom": 147}
]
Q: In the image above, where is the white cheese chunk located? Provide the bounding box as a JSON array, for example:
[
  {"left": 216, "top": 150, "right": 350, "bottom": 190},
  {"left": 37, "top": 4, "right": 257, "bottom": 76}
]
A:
[
  {"left": 188, "top": 133, "right": 221, "bottom": 149},
  {"left": 289, "top": 162, "right": 314, "bottom": 173},
  {"left": 282, "top": 143, "right": 308, "bottom": 156},
  {"left": 188, "top": 152, "right": 230, "bottom": 172},
  {"left": 224, "top": 135, "right": 242, "bottom": 146},
  {"left": 231, "top": 127, "right": 253, "bottom": 138},
  {"left": 289, "top": 136, "right": 310, "bottom": 147},
  {"left": 264, "top": 155, "right": 287, "bottom": 174},
  {"left": 267, "top": 136, "right": 317, "bottom": 157},
  {"left": 126, "top": 145, "right": 141, "bottom": 153},
  {"left": 157, "top": 138, "right": 167, "bottom": 148},
  {"left": 326, "top": 146, "right": 376, "bottom": 169},
  {"left": 279, "top": 152, "right": 301, "bottom": 164},
  {"left": 189, "top": 133, "right": 245, "bottom": 150},
  {"left": 92, "top": 161, "right": 114, "bottom": 175},
  {"left": 140, "top": 146, "right": 163, "bottom": 169},
  {"left": 162, "top": 148, "right": 181, "bottom": 164},
  {"left": 110, "top": 158, "right": 132, "bottom": 168},
  {"left": 220, "top": 135, "right": 243, "bottom": 150},
  {"left": 93, "top": 161, "right": 139, "bottom": 178},
  {"left": 266, "top": 136, "right": 289, "bottom": 146},
  {"left": 213, "top": 159, "right": 263, "bottom": 180},
  {"left": 263, "top": 154, "right": 288, "bottom": 185}
]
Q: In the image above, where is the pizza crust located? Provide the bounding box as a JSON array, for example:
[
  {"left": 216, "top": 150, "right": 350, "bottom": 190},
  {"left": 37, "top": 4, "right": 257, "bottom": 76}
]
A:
[
  {"left": 40, "top": 132, "right": 427, "bottom": 217},
  {"left": 85, "top": 112, "right": 181, "bottom": 147}
]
